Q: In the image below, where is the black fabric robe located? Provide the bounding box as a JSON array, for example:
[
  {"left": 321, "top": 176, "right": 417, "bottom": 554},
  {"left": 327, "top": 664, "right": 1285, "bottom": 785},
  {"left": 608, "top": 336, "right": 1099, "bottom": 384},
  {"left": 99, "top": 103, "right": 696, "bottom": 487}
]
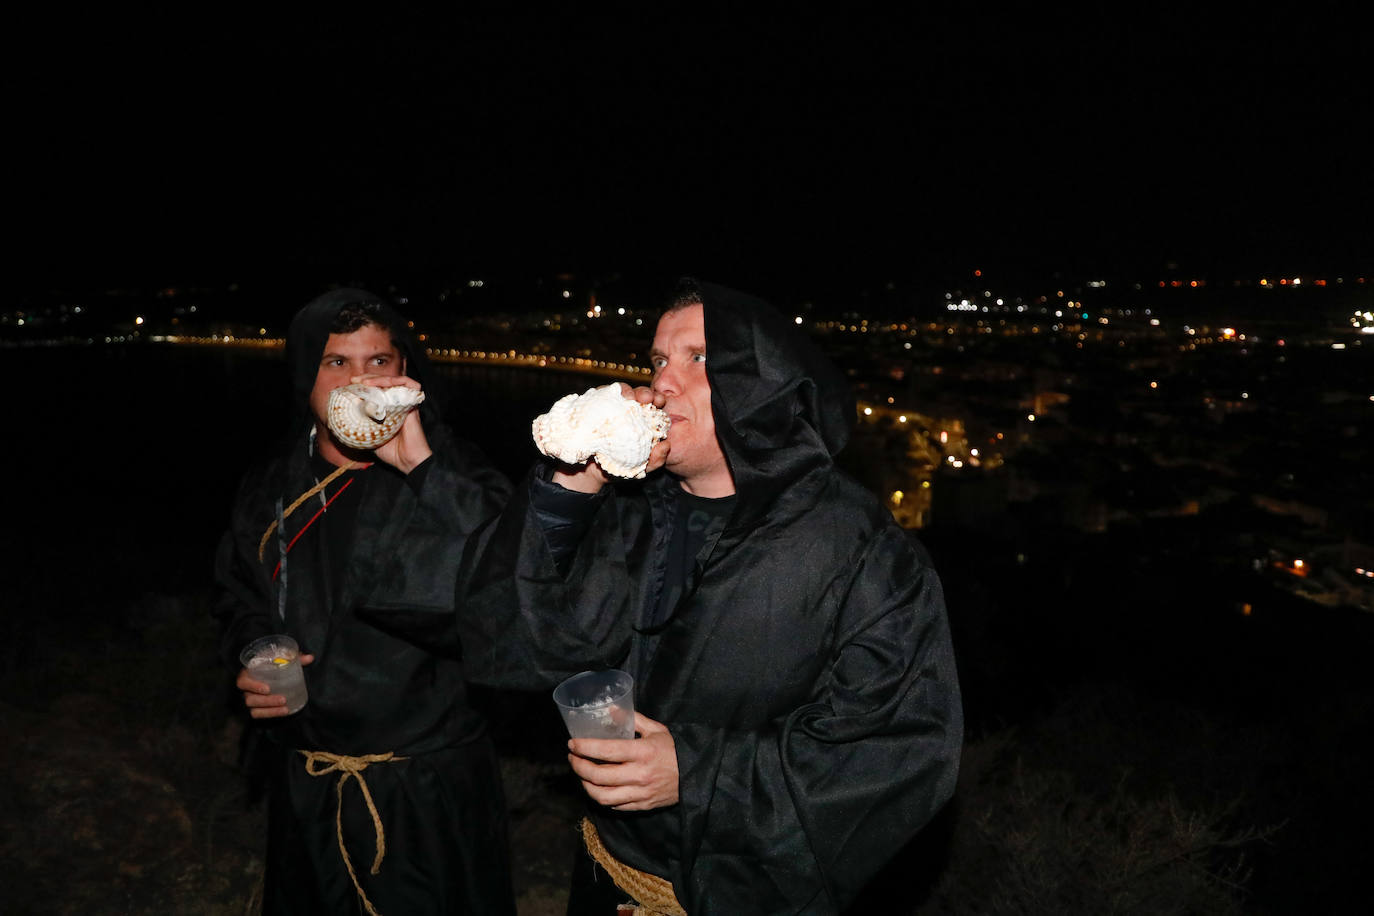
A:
[
  {"left": 213, "top": 288, "right": 515, "bottom": 915},
  {"left": 461, "top": 281, "right": 963, "bottom": 915}
]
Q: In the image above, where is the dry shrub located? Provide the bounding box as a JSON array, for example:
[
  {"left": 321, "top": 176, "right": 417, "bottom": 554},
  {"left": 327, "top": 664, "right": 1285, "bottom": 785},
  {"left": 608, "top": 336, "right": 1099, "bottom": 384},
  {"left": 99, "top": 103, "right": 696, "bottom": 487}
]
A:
[{"left": 915, "top": 711, "right": 1279, "bottom": 916}]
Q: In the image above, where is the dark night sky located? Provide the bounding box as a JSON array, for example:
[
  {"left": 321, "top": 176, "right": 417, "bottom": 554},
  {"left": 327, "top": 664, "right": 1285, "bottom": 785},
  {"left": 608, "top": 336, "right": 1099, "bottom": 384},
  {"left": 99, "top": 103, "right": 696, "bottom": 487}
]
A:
[{"left": 11, "top": 8, "right": 1371, "bottom": 302}]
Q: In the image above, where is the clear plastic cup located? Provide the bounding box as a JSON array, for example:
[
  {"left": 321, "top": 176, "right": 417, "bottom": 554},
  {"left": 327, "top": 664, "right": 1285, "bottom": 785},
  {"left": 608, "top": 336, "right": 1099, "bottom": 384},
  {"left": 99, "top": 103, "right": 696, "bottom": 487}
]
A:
[
  {"left": 552, "top": 669, "right": 635, "bottom": 739},
  {"left": 240, "top": 634, "right": 309, "bottom": 714}
]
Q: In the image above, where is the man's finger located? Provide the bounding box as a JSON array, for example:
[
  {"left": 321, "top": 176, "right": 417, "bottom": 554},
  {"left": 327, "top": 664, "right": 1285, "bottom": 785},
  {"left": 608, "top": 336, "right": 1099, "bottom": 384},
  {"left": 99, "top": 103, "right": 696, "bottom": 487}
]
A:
[
  {"left": 236, "top": 672, "right": 270, "bottom": 694},
  {"left": 632, "top": 712, "right": 667, "bottom": 735},
  {"left": 568, "top": 753, "right": 619, "bottom": 785},
  {"left": 646, "top": 439, "right": 671, "bottom": 473},
  {"left": 582, "top": 782, "right": 651, "bottom": 809},
  {"left": 569, "top": 736, "right": 640, "bottom": 764},
  {"left": 350, "top": 374, "right": 420, "bottom": 389}
]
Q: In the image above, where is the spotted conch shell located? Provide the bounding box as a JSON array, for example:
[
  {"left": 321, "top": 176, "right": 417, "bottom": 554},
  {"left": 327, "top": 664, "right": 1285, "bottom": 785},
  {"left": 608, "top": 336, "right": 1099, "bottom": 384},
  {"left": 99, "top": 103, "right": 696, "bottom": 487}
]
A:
[
  {"left": 326, "top": 383, "right": 425, "bottom": 450},
  {"left": 532, "top": 384, "right": 670, "bottom": 478}
]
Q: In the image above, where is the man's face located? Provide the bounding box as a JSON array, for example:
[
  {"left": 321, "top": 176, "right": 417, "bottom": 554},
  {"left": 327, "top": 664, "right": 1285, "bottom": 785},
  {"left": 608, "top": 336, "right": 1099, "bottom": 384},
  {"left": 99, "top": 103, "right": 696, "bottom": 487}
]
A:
[
  {"left": 308, "top": 323, "right": 405, "bottom": 434},
  {"left": 650, "top": 304, "right": 732, "bottom": 495}
]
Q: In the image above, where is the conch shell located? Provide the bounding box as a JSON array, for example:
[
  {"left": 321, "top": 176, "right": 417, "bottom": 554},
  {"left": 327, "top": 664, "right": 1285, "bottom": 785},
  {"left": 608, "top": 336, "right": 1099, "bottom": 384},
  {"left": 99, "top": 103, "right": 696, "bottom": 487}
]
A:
[
  {"left": 326, "top": 383, "right": 425, "bottom": 450},
  {"left": 532, "top": 384, "right": 670, "bottom": 478}
]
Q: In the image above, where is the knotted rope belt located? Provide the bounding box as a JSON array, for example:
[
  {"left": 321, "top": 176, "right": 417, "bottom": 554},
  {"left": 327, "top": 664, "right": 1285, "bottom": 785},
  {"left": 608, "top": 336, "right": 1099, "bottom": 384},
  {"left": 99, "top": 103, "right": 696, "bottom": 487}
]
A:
[
  {"left": 300, "top": 750, "right": 407, "bottom": 916},
  {"left": 581, "top": 817, "right": 687, "bottom": 916}
]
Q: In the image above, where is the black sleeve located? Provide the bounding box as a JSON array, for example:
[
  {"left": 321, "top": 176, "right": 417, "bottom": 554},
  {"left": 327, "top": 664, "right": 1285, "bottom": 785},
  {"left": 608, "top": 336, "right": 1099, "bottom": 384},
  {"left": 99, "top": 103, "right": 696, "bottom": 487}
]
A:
[
  {"left": 454, "top": 461, "right": 631, "bottom": 691},
  {"left": 402, "top": 454, "right": 434, "bottom": 495},
  {"left": 528, "top": 463, "right": 606, "bottom": 575},
  {"left": 353, "top": 433, "right": 512, "bottom": 653}
]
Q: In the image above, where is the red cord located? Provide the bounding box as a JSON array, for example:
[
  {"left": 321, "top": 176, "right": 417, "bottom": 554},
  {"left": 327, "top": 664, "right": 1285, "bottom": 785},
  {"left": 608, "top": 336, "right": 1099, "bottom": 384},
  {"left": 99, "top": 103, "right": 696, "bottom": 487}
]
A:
[{"left": 271, "top": 476, "right": 358, "bottom": 581}]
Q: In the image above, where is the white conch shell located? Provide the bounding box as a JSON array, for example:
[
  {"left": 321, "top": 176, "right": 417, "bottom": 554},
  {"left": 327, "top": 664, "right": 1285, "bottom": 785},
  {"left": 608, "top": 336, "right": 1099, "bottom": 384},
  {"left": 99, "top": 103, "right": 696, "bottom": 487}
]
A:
[
  {"left": 326, "top": 383, "right": 425, "bottom": 450},
  {"left": 532, "top": 384, "right": 670, "bottom": 478}
]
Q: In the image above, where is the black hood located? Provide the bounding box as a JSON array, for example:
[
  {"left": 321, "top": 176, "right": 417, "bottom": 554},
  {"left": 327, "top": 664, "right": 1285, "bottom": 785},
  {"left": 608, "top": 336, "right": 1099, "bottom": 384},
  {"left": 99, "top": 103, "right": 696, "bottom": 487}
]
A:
[
  {"left": 691, "top": 280, "right": 854, "bottom": 523},
  {"left": 284, "top": 287, "right": 439, "bottom": 439}
]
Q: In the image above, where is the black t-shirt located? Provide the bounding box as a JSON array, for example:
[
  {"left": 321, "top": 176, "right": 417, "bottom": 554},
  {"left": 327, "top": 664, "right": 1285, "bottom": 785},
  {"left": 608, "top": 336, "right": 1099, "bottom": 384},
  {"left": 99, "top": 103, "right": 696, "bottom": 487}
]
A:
[
  {"left": 526, "top": 471, "right": 736, "bottom": 676},
  {"left": 633, "top": 489, "right": 735, "bottom": 678},
  {"left": 654, "top": 489, "right": 736, "bottom": 628}
]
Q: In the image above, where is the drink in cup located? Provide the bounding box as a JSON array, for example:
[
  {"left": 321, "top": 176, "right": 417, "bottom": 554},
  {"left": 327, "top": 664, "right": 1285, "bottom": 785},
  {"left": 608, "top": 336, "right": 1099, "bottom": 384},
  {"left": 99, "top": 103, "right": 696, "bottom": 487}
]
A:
[
  {"left": 553, "top": 669, "right": 635, "bottom": 739},
  {"left": 240, "top": 635, "right": 309, "bottom": 714}
]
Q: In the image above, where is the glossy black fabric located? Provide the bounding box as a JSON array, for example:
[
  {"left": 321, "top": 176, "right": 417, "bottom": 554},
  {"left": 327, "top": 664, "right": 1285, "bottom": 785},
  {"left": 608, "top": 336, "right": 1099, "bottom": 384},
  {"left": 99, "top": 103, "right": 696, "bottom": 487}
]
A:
[
  {"left": 462, "top": 281, "right": 963, "bottom": 915},
  {"left": 214, "top": 288, "right": 516, "bottom": 914}
]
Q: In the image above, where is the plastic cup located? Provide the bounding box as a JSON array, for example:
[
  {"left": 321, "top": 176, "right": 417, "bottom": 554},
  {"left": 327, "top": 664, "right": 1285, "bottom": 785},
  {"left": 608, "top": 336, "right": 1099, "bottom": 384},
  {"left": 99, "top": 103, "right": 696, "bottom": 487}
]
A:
[
  {"left": 552, "top": 669, "right": 635, "bottom": 739},
  {"left": 240, "top": 634, "right": 309, "bottom": 714}
]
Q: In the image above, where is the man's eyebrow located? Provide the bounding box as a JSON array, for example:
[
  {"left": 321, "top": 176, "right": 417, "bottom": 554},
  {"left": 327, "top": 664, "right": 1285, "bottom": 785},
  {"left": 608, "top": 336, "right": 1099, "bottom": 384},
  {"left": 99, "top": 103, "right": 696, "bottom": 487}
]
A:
[{"left": 319, "top": 349, "right": 396, "bottom": 360}]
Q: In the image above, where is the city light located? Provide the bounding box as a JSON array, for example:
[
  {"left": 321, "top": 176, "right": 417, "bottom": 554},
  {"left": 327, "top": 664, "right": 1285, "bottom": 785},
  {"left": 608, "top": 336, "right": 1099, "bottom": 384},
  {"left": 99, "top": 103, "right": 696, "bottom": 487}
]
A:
[{"left": 8, "top": 269, "right": 1367, "bottom": 589}]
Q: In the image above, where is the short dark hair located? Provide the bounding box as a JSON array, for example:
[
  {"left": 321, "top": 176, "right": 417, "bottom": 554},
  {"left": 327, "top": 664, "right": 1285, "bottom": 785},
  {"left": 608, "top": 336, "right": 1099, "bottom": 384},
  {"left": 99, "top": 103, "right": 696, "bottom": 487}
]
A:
[
  {"left": 330, "top": 301, "right": 393, "bottom": 336},
  {"left": 662, "top": 277, "right": 704, "bottom": 315}
]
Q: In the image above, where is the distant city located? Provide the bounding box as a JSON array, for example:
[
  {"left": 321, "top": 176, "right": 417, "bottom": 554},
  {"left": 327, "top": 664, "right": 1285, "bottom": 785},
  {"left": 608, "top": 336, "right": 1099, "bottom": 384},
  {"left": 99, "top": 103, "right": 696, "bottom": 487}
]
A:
[{"left": 7, "top": 268, "right": 1372, "bottom": 615}]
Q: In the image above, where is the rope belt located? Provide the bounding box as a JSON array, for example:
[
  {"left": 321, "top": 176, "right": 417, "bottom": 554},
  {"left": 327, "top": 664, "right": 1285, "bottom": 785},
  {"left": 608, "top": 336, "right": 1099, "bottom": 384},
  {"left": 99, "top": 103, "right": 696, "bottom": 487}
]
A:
[
  {"left": 300, "top": 750, "right": 407, "bottom": 916},
  {"left": 581, "top": 817, "right": 687, "bottom": 916}
]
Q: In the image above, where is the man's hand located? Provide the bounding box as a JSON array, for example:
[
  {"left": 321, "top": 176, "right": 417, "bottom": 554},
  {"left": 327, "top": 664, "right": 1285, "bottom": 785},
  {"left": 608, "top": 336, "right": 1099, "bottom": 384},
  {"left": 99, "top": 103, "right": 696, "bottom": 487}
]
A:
[
  {"left": 352, "top": 375, "right": 433, "bottom": 474},
  {"left": 567, "top": 712, "right": 679, "bottom": 810},
  {"left": 237, "top": 654, "right": 315, "bottom": 719},
  {"left": 552, "top": 384, "right": 670, "bottom": 493}
]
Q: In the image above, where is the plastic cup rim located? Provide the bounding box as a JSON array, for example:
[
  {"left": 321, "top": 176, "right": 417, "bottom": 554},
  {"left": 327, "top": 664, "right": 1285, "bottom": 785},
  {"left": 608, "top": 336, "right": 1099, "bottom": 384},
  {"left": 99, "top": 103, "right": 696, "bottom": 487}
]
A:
[
  {"left": 240, "top": 634, "right": 301, "bottom": 666},
  {"left": 552, "top": 668, "right": 634, "bottom": 710}
]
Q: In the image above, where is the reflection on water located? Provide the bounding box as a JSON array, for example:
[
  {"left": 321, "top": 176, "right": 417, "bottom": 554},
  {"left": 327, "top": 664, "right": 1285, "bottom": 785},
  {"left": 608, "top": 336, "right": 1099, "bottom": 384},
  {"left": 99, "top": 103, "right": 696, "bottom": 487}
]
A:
[
  {"left": 10, "top": 345, "right": 624, "bottom": 612},
  {"left": 431, "top": 363, "right": 617, "bottom": 483}
]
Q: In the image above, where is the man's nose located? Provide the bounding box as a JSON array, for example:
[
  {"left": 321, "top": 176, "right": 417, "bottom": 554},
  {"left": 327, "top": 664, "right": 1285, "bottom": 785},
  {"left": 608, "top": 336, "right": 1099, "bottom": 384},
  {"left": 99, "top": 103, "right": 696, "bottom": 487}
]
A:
[{"left": 651, "top": 368, "right": 678, "bottom": 396}]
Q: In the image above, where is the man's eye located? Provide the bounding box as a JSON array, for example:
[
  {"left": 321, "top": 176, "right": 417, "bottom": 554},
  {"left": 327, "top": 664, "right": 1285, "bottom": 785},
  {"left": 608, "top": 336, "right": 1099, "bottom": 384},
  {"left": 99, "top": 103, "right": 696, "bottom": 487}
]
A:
[
  {"left": 692, "top": 353, "right": 707, "bottom": 363},
  {"left": 651, "top": 357, "right": 667, "bottom": 369}
]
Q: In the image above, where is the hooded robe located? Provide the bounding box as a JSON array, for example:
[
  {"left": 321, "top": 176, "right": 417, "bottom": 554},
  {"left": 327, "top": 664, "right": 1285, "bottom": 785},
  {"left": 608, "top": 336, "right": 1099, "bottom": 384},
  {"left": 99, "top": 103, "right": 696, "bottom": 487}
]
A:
[
  {"left": 460, "top": 281, "right": 963, "bottom": 915},
  {"left": 213, "top": 288, "right": 515, "bottom": 915}
]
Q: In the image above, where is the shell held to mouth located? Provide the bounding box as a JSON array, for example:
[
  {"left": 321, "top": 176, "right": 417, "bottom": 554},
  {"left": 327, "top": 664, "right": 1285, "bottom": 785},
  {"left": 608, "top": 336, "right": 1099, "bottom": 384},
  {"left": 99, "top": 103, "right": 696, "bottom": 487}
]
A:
[
  {"left": 326, "top": 383, "right": 426, "bottom": 450},
  {"left": 532, "top": 384, "right": 671, "bottom": 479}
]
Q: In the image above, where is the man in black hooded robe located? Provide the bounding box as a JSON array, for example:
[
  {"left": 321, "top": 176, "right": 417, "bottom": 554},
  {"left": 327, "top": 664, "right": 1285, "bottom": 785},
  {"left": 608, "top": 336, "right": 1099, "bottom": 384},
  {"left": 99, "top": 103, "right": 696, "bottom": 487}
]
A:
[
  {"left": 460, "top": 279, "right": 962, "bottom": 915},
  {"left": 214, "top": 288, "right": 516, "bottom": 915}
]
